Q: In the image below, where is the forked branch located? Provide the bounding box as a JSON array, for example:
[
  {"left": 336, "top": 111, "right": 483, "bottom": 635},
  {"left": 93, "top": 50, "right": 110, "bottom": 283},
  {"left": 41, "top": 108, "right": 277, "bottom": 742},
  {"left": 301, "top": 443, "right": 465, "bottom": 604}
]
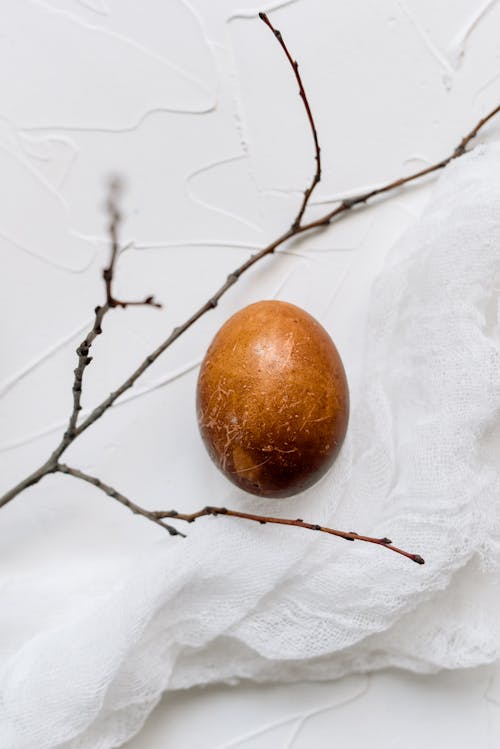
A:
[{"left": 56, "top": 464, "right": 424, "bottom": 564}]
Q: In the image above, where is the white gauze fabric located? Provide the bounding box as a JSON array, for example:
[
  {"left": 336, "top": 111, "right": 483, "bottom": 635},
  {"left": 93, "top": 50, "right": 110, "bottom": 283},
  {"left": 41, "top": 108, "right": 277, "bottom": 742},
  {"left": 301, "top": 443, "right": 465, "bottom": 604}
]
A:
[{"left": 2, "top": 143, "right": 500, "bottom": 749}]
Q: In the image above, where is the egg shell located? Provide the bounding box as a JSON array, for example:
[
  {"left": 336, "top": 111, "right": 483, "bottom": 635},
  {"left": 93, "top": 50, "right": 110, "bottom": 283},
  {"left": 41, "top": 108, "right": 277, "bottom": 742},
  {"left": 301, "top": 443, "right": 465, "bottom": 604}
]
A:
[{"left": 196, "top": 300, "right": 349, "bottom": 498}]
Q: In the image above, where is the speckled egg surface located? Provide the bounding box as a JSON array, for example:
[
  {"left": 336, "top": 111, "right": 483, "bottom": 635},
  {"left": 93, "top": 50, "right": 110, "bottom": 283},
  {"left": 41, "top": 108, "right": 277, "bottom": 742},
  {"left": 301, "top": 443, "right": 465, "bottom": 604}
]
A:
[{"left": 196, "top": 300, "right": 349, "bottom": 497}]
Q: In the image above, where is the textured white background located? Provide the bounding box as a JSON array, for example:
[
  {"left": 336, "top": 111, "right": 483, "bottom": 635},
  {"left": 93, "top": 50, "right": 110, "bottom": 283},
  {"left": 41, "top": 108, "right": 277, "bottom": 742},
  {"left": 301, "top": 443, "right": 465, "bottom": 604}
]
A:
[{"left": 1, "top": 1, "right": 500, "bottom": 747}]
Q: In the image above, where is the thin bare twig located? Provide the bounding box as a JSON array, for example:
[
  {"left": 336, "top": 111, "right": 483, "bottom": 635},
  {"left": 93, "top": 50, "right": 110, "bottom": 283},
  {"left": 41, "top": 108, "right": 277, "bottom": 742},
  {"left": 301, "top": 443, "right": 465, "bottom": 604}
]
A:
[
  {"left": 0, "top": 179, "right": 162, "bottom": 507},
  {"left": 64, "top": 304, "right": 110, "bottom": 444},
  {"left": 103, "top": 179, "right": 162, "bottom": 311},
  {"left": 156, "top": 506, "right": 424, "bottom": 564},
  {"left": 56, "top": 462, "right": 423, "bottom": 563},
  {"left": 62, "top": 178, "right": 161, "bottom": 446},
  {"left": 57, "top": 463, "right": 183, "bottom": 537},
  {"left": 300, "top": 103, "right": 500, "bottom": 231},
  {"left": 259, "top": 12, "right": 322, "bottom": 230}
]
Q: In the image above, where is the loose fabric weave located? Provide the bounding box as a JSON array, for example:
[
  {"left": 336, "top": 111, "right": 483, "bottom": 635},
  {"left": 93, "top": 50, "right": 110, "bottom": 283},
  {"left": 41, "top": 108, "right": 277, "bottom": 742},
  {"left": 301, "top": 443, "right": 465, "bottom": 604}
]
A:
[{"left": 2, "top": 144, "right": 500, "bottom": 748}]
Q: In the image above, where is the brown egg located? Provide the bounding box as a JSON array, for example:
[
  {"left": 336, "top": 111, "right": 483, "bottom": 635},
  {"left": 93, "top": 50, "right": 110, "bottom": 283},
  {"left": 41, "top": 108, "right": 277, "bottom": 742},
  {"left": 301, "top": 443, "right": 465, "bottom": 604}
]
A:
[{"left": 196, "top": 300, "right": 349, "bottom": 498}]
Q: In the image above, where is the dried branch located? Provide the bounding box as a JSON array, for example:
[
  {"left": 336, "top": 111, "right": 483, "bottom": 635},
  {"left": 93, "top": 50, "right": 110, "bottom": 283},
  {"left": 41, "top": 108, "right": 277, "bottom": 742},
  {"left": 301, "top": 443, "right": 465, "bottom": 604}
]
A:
[
  {"left": 57, "top": 463, "right": 183, "bottom": 537},
  {"left": 300, "top": 103, "right": 500, "bottom": 232},
  {"left": 1, "top": 13, "right": 500, "bottom": 566},
  {"left": 259, "top": 12, "right": 322, "bottom": 229},
  {"left": 103, "top": 179, "right": 162, "bottom": 311},
  {"left": 66, "top": 180, "right": 162, "bottom": 441},
  {"left": 156, "top": 507, "right": 424, "bottom": 564},
  {"left": 65, "top": 304, "right": 109, "bottom": 442},
  {"left": 0, "top": 179, "right": 162, "bottom": 507},
  {"left": 56, "top": 462, "right": 423, "bottom": 563}
]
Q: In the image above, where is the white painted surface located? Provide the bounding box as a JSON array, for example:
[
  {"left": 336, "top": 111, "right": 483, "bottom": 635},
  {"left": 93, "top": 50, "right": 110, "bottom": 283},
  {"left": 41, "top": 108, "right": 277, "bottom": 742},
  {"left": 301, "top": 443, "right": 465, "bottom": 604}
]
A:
[
  {"left": 125, "top": 664, "right": 500, "bottom": 749},
  {"left": 1, "top": 1, "right": 500, "bottom": 747}
]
